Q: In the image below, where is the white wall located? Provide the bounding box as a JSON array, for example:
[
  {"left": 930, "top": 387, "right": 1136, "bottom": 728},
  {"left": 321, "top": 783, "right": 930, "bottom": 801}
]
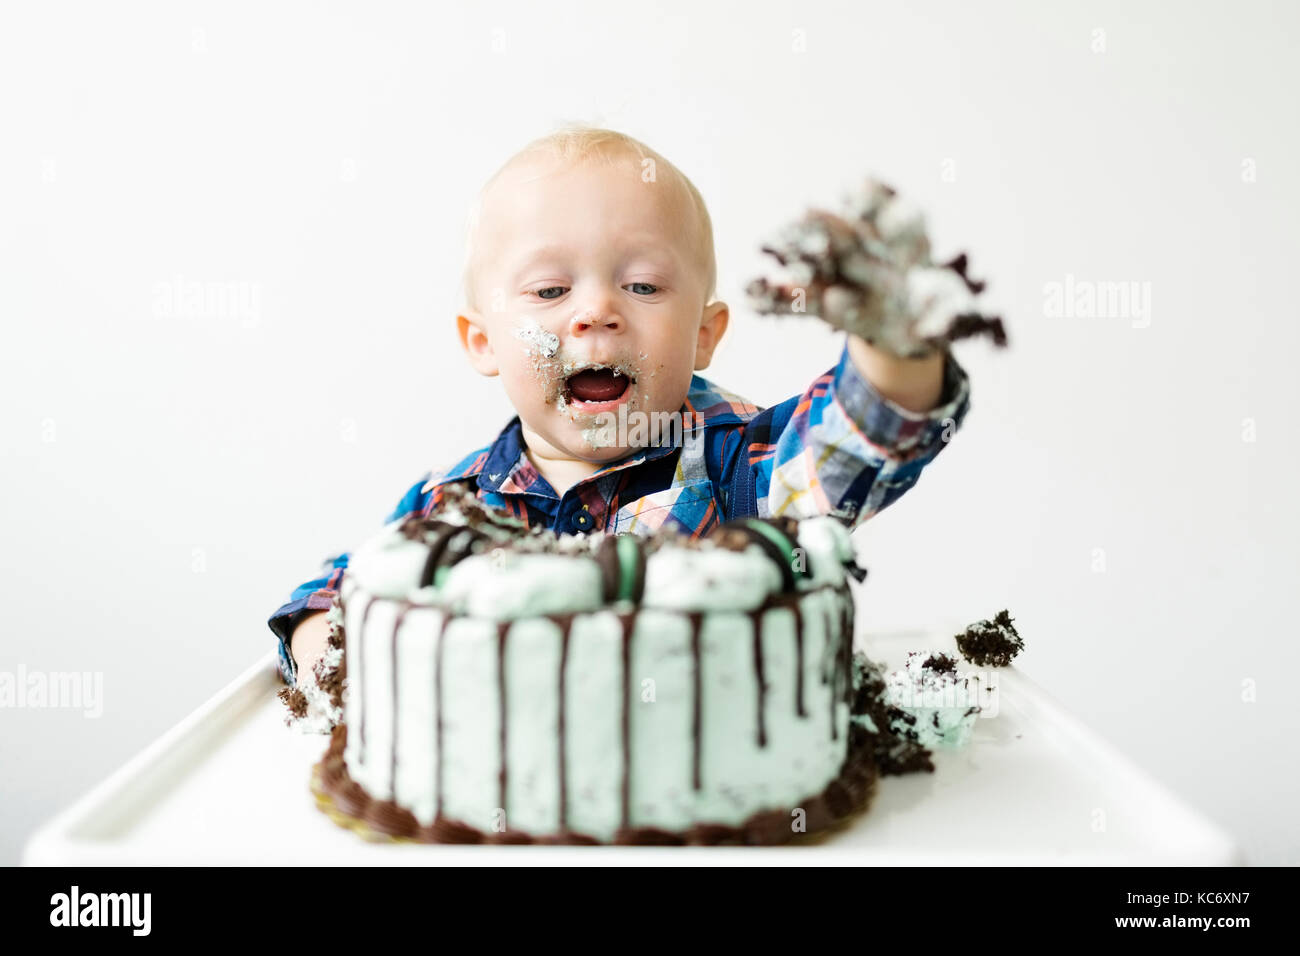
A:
[{"left": 2, "top": 0, "right": 1296, "bottom": 864}]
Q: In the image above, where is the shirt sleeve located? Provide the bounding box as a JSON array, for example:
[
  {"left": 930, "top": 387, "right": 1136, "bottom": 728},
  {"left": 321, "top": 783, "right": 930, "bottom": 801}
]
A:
[
  {"left": 267, "top": 473, "right": 433, "bottom": 685},
  {"left": 720, "top": 338, "right": 971, "bottom": 529}
]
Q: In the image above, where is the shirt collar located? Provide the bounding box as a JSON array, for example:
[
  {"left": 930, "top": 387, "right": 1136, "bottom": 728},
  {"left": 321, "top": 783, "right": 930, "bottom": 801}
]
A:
[{"left": 425, "top": 372, "right": 761, "bottom": 497}]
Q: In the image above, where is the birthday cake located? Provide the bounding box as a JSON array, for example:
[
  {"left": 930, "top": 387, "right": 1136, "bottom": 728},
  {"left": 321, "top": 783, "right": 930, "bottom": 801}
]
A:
[
  {"left": 295, "top": 489, "right": 891, "bottom": 844},
  {"left": 284, "top": 487, "right": 1027, "bottom": 844}
]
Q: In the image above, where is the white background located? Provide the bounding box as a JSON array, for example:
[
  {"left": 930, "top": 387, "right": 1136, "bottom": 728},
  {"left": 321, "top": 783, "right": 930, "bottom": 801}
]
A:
[{"left": 2, "top": 0, "right": 1296, "bottom": 865}]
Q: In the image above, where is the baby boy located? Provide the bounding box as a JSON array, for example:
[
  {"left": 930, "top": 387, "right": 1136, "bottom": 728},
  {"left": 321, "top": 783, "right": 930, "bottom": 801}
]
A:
[{"left": 270, "top": 127, "right": 975, "bottom": 686}]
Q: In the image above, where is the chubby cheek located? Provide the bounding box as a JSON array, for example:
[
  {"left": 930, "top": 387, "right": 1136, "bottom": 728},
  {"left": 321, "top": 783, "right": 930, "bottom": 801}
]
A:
[
  {"left": 655, "top": 350, "right": 695, "bottom": 398},
  {"left": 494, "top": 355, "right": 548, "bottom": 418},
  {"left": 498, "top": 339, "right": 555, "bottom": 396}
]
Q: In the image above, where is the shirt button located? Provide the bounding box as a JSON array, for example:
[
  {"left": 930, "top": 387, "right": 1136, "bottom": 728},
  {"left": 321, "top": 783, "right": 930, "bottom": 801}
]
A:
[{"left": 572, "top": 512, "right": 591, "bottom": 530}]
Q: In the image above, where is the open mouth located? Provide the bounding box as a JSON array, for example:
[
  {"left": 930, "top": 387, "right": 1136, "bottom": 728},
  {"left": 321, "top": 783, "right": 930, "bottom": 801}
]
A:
[{"left": 564, "top": 366, "right": 634, "bottom": 407}]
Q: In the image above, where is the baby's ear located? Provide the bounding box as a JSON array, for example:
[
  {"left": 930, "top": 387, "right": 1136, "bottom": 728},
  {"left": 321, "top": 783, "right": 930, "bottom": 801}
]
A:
[
  {"left": 457, "top": 312, "right": 499, "bottom": 376},
  {"left": 693, "top": 301, "right": 730, "bottom": 370}
]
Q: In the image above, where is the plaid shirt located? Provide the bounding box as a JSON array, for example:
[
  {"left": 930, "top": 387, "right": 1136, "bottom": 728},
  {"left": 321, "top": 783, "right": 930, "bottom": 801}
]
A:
[{"left": 269, "top": 338, "right": 971, "bottom": 684}]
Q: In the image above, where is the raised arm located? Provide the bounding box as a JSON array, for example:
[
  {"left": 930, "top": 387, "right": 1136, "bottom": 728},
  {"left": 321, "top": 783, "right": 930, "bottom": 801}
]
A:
[
  {"left": 726, "top": 177, "right": 1004, "bottom": 527},
  {"left": 720, "top": 337, "right": 969, "bottom": 529}
]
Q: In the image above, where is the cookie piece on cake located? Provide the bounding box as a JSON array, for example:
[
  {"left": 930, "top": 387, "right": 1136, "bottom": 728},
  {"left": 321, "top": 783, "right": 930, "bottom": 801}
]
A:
[
  {"left": 746, "top": 178, "right": 1008, "bottom": 359},
  {"left": 955, "top": 609, "right": 1024, "bottom": 667}
]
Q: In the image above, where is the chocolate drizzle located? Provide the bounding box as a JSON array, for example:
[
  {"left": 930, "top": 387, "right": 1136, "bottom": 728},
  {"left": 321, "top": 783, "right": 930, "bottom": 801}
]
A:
[
  {"left": 618, "top": 612, "right": 635, "bottom": 830},
  {"left": 555, "top": 613, "right": 574, "bottom": 832},
  {"left": 356, "top": 595, "right": 378, "bottom": 764},
  {"left": 841, "top": 587, "right": 855, "bottom": 708},
  {"left": 497, "top": 620, "right": 511, "bottom": 815},
  {"left": 688, "top": 611, "right": 704, "bottom": 791},
  {"left": 776, "top": 594, "right": 807, "bottom": 718},
  {"left": 417, "top": 523, "right": 457, "bottom": 587},
  {"left": 389, "top": 601, "right": 412, "bottom": 795},
  {"left": 793, "top": 599, "right": 806, "bottom": 717},
  {"left": 750, "top": 609, "right": 767, "bottom": 748},
  {"left": 819, "top": 600, "right": 833, "bottom": 687},
  {"left": 827, "top": 596, "right": 841, "bottom": 741},
  {"left": 434, "top": 612, "right": 452, "bottom": 818}
]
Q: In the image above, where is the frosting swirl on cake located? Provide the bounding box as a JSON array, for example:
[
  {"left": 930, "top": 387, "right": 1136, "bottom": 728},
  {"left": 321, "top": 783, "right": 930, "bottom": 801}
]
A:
[{"left": 345, "top": 490, "right": 865, "bottom": 618}]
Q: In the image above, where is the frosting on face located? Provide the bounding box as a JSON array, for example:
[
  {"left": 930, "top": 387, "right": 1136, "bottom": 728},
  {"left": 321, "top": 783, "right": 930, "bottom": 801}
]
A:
[
  {"left": 467, "top": 157, "right": 716, "bottom": 465},
  {"left": 512, "top": 317, "right": 559, "bottom": 360}
]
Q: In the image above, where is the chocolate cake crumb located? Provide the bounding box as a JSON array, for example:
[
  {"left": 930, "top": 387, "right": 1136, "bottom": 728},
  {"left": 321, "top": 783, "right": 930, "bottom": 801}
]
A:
[
  {"left": 945, "top": 312, "right": 1008, "bottom": 347},
  {"left": 317, "top": 654, "right": 346, "bottom": 712},
  {"left": 278, "top": 685, "right": 308, "bottom": 719},
  {"left": 850, "top": 653, "right": 935, "bottom": 776},
  {"left": 955, "top": 609, "right": 1024, "bottom": 667},
  {"left": 921, "top": 652, "right": 957, "bottom": 675},
  {"left": 398, "top": 484, "right": 538, "bottom": 548}
]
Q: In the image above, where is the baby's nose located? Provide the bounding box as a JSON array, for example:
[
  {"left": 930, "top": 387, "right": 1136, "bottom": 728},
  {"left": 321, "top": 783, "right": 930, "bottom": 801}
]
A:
[{"left": 569, "top": 308, "right": 622, "bottom": 335}]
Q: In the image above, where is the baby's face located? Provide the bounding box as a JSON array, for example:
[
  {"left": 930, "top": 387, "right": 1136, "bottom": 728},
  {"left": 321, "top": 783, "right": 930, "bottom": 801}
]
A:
[{"left": 460, "top": 154, "right": 727, "bottom": 465}]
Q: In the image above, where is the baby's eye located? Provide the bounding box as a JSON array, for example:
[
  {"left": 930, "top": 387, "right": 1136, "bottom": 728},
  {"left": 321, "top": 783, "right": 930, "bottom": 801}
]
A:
[
  {"left": 534, "top": 286, "right": 568, "bottom": 300},
  {"left": 626, "top": 282, "right": 659, "bottom": 296}
]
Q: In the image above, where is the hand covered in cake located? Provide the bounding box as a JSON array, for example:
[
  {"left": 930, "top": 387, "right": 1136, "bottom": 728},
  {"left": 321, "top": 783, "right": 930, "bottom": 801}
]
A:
[
  {"left": 290, "top": 611, "right": 332, "bottom": 683},
  {"left": 745, "top": 179, "right": 1008, "bottom": 360},
  {"left": 279, "top": 610, "right": 346, "bottom": 733}
]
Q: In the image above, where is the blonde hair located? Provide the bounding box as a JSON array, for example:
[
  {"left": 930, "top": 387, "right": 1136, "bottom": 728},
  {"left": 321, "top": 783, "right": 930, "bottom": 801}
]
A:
[{"left": 462, "top": 126, "right": 716, "bottom": 310}]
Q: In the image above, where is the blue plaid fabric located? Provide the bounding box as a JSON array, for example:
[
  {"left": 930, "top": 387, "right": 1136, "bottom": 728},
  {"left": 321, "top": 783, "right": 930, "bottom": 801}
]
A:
[{"left": 270, "top": 338, "right": 971, "bottom": 683}]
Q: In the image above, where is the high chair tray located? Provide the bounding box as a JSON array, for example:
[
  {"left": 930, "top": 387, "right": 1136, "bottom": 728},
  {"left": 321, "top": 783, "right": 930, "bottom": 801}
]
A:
[{"left": 23, "top": 630, "right": 1243, "bottom": 865}]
